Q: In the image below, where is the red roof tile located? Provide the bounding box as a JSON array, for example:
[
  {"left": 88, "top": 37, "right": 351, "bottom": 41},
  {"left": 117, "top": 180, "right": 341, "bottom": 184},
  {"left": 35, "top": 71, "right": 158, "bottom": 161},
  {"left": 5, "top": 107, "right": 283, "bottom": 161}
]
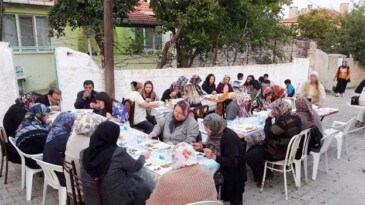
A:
[{"left": 125, "top": 0, "right": 161, "bottom": 26}]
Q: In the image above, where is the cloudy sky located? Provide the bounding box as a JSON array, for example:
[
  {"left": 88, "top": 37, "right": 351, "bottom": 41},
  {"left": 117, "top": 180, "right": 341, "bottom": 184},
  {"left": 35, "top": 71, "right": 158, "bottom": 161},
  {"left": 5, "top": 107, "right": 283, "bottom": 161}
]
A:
[{"left": 282, "top": 0, "right": 359, "bottom": 18}]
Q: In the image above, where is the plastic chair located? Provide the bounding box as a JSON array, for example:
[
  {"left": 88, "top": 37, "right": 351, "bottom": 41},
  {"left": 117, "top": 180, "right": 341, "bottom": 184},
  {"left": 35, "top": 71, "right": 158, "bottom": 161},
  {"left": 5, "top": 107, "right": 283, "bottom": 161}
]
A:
[
  {"left": 8, "top": 137, "right": 42, "bottom": 201},
  {"left": 310, "top": 129, "right": 339, "bottom": 180},
  {"left": 324, "top": 117, "right": 356, "bottom": 159},
  {"left": 33, "top": 156, "right": 67, "bottom": 205},
  {"left": 186, "top": 201, "right": 223, "bottom": 205},
  {"left": 0, "top": 127, "right": 9, "bottom": 184},
  {"left": 192, "top": 105, "right": 209, "bottom": 120},
  {"left": 293, "top": 128, "right": 311, "bottom": 188},
  {"left": 260, "top": 134, "right": 301, "bottom": 200}
]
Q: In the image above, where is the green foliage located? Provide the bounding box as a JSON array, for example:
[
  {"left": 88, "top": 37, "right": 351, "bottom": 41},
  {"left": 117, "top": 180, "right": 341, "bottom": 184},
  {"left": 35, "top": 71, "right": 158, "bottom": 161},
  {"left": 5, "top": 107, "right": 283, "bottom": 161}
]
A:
[
  {"left": 48, "top": 0, "right": 139, "bottom": 49},
  {"left": 151, "top": 0, "right": 292, "bottom": 67},
  {"left": 126, "top": 28, "right": 144, "bottom": 54}
]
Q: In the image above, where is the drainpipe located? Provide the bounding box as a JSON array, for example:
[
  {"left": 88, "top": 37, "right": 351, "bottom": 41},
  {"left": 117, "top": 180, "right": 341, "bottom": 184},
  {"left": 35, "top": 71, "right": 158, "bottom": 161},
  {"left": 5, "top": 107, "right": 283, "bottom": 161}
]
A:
[{"left": 0, "top": 0, "right": 3, "bottom": 41}]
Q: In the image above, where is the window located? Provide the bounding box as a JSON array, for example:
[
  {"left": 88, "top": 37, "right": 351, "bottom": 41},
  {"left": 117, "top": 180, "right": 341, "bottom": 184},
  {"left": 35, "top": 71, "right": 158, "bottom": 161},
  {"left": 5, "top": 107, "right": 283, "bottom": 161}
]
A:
[
  {"left": 2, "top": 14, "right": 51, "bottom": 47},
  {"left": 135, "top": 27, "right": 163, "bottom": 51}
]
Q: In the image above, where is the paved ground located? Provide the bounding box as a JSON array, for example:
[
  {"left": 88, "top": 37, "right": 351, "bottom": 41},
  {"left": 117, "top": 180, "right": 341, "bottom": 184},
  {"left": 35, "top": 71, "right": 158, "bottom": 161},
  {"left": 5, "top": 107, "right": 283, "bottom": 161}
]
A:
[{"left": 1, "top": 90, "right": 365, "bottom": 205}]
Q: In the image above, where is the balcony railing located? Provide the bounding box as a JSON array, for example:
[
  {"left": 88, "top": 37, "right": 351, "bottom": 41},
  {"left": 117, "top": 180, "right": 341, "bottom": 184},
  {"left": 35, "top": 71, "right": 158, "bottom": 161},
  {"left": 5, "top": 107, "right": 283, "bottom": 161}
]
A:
[{"left": 12, "top": 46, "right": 55, "bottom": 53}]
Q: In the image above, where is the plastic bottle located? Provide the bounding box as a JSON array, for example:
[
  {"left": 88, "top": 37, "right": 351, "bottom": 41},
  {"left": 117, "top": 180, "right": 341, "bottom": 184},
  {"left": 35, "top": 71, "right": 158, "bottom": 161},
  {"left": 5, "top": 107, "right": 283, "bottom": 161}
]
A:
[{"left": 223, "top": 84, "right": 229, "bottom": 98}]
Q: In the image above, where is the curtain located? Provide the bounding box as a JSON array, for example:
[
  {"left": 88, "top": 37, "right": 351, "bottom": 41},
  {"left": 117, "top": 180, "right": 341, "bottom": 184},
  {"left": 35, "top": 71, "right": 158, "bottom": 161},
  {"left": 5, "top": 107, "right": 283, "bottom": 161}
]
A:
[
  {"left": 36, "top": 16, "right": 51, "bottom": 46},
  {"left": 3, "top": 15, "right": 18, "bottom": 46},
  {"left": 19, "top": 16, "right": 35, "bottom": 46}
]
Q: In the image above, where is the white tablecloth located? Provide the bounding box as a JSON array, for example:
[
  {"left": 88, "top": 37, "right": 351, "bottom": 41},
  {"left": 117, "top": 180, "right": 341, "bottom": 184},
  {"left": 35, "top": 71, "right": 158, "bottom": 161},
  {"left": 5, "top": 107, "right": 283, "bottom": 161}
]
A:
[{"left": 117, "top": 126, "right": 220, "bottom": 190}]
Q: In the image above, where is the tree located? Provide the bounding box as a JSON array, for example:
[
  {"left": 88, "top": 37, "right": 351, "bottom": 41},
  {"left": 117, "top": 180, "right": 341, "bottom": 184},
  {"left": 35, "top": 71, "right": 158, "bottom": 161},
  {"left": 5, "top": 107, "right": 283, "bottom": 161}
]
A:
[
  {"left": 151, "top": 0, "right": 292, "bottom": 68},
  {"left": 48, "top": 0, "right": 139, "bottom": 59}
]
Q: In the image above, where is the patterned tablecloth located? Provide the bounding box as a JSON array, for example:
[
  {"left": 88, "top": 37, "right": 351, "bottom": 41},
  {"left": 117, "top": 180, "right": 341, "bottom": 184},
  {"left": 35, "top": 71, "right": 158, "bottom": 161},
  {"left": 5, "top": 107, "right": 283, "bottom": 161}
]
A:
[{"left": 117, "top": 126, "right": 220, "bottom": 191}]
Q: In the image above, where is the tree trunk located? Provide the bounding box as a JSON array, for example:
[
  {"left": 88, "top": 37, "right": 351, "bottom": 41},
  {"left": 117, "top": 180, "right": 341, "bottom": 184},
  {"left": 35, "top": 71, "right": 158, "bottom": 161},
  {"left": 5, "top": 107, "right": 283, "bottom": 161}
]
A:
[
  {"left": 157, "top": 26, "right": 182, "bottom": 69},
  {"left": 177, "top": 44, "right": 189, "bottom": 68}
]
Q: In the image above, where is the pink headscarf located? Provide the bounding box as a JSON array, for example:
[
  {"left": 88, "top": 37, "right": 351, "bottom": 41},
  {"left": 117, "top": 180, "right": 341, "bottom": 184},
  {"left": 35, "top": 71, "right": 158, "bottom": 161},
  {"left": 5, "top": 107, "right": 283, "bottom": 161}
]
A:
[{"left": 236, "top": 93, "right": 251, "bottom": 117}]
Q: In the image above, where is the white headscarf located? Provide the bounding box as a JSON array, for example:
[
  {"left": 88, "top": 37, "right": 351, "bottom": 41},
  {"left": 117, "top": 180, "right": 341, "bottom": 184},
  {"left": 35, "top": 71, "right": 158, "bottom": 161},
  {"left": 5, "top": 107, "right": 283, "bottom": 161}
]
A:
[{"left": 171, "top": 142, "right": 198, "bottom": 170}]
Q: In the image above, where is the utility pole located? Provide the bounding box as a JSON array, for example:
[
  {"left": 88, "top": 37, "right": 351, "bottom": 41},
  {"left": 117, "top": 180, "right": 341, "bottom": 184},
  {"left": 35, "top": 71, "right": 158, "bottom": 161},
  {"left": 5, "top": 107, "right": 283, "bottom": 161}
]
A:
[
  {"left": 104, "top": 0, "right": 115, "bottom": 98},
  {"left": 0, "top": 0, "right": 4, "bottom": 41}
]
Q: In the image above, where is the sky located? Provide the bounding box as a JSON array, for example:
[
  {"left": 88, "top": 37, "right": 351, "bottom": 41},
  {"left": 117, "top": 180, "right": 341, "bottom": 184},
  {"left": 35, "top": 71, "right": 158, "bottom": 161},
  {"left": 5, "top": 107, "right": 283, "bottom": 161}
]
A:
[{"left": 282, "top": 0, "right": 359, "bottom": 18}]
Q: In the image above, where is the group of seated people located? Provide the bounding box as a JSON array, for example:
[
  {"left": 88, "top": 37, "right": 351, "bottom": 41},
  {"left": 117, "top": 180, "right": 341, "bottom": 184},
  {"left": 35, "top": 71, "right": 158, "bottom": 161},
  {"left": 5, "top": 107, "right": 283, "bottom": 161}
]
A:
[{"left": 2, "top": 70, "right": 329, "bottom": 205}]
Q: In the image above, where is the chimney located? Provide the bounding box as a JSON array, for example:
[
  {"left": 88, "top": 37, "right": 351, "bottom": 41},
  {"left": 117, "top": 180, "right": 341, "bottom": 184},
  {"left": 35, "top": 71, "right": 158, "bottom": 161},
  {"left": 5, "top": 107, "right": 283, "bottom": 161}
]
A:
[
  {"left": 308, "top": 4, "right": 313, "bottom": 11},
  {"left": 289, "top": 6, "right": 298, "bottom": 18},
  {"left": 339, "top": 3, "right": 349, "bottom": 15}
]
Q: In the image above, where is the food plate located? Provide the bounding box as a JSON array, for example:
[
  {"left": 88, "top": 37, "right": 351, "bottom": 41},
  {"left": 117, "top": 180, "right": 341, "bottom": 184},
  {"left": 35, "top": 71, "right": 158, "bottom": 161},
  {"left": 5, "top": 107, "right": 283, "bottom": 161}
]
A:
[
  {"left": 148, "top": 162, "right": 173, "bottom": 175},
  {"left": 141, "top": 140, "right": 172, "bottom": 150},
  {"left": 234, "top": 124, "right": 259, "bottom": 133}
]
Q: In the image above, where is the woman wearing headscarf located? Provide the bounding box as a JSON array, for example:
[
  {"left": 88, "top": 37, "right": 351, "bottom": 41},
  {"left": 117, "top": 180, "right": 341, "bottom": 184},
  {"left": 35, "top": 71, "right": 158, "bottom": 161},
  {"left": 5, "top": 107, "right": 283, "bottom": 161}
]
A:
[
  {"left": 3, "top": 93, "right": 37, "bottom": 163},
  {"left": 161, "top": 82, "right": 182, "bottom": 102},
  {"left": 127, "top": 82, "right": 159, "bottom": 134},
  {"left": 333, "top": 60, "right": 351, "bottom": 97},
  {"left": 149, "top": 100, "right": 199, "bottom": 145},
  {"left": 81, "top": 121, "right": 151, "bottom": 205},
  {"left": 65, "top": 113, "right": 105, "bottom": 193},
  {"left": 176, "top": 76, "right": 189, "bottom": 97},
  {"left": 298, "top": 71, "right": 326, "bottom": 106},
  {"left": 355, "top": 79, "right": 365, "bottom": 127},
  {"left": 251, "top": 87, "right": 272, "bottom": 112},
  {"left": 95, "top": 92, "right": 129, "bottom": 123},
  {"left": 14, "top": 103, "right": 51, "bottom": 168},
  {"left": 295, "top": 96, "right": 323, "bottom": 134},
  {"left": 271, "top": 85, "right": 286, "bottom": 101},
  {"left": 216, "top": 75, "right": 233, "bottom": 94},
  {"left": 226, "top": 93, "right": 252, "bottom": 120},
  {"left": 184, "top": 84, "right": 202, "bottom": 108},
  {"left": 202, "top": 74, "right": 217, "bottom": 94},
  {"left": 246, "top": 99, "right": 301, "bottom": 184},
  {"left": 193, "top": 114, "right": 246, "bottom": 205},
  {"left": 190, "top": 75, "right": 205, "bottom": 96},
  {"left": 147, "top": 142, "right": 217, "bottom": 205},
  {"left": 43, "top": 112, "right": 76, "bottom": 166}
]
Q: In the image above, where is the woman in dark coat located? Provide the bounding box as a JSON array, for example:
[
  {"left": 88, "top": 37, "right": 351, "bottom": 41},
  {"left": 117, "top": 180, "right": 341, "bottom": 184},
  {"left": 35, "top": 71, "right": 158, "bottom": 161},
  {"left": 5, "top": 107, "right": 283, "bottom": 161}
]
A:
[
  {"left": 15, "top": 103, "right": 51, "bottom": 168},
  {"left": 246, "top": 99, "right": 301, "bottom": 184},
  {"left": 81, "top": 121, "right": 151, "bottom": 205},
  {"left": 161, "top": 82, "right": 182, "bottom": 102},
  {"left": 3, "top": 93, "right": 37, "bottom": 163},
  {"left": 202, "top": 74, "right": 217, "bottom": 94},
  {"left": 194, "top": 114, "right": 246, "bottom": 205}
]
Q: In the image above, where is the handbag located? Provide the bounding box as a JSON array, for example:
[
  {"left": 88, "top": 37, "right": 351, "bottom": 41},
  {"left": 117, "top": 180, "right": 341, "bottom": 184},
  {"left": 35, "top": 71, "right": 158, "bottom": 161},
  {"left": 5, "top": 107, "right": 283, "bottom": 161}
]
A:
[{"left": 351, "top": 96, "right": 359, "bottom": 105}]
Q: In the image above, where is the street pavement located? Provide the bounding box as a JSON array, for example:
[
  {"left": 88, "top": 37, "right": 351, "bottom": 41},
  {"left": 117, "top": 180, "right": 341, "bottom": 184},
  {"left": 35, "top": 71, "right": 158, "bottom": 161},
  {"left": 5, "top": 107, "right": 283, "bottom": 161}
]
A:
[{"left": 1, "top": 90, "right": 364, "bottom": 205}]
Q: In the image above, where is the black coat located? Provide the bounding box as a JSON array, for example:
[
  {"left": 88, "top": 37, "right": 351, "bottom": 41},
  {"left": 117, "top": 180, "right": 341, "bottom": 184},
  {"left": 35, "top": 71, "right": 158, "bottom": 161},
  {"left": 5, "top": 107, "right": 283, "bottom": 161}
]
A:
[
  {"left": 216, "top": 128, "right": 246, "bottom": 201},
  {"left": 355, "top": 79, "right": 365, "bottom": 94},
  {"left": 161, "top": 89, "right": 182, "bottom": 102},
  {"left": 36, "top": 94, "right": 50, "bottom": 106},
  {"left": 202, "top": 81, "right": 216, "bottom": 94},
  {"left": 74, "top": 90, "right": 97, "bottom": 109}
]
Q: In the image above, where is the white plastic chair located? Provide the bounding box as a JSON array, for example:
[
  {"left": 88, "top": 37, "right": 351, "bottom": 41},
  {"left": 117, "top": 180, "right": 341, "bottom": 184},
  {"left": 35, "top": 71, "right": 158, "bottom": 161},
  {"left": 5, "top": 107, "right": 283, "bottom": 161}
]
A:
[
  {"left": 293, "top": 128, "right": 311, "bottom": 188},
  {"left": 260, "top": 134, "right": 301, "bottom": 200},
  {"left": 33, "top": 156, "right": 67, "bottom": 205},
  {"left": 186, "top": 201, "right": 224, "bottom": 205},
  {"left": 324, "top": 117, "right": 356, "bottom": 159},
  {"left": 8, "top": 137, "right": 42, "bottom": 201},
  {"left": 310, "top": 129, "right": 339, "bottom": 180}
]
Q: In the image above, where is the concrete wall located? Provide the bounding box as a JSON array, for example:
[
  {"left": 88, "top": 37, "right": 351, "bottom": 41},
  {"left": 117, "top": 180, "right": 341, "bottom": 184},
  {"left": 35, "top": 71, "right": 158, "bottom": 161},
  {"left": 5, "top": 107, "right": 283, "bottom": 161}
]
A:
[
  {"left": 0, "top": 43, "right": 19, "bottom": 126},
  {"left": 13, "top": 52, "right": 57, "bottom": 93}
]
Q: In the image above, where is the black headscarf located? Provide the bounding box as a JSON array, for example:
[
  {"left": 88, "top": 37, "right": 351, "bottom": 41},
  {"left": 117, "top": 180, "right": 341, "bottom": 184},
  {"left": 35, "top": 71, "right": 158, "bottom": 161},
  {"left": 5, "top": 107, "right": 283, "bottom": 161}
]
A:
[{"left": 82, "top": 121, "right": 120, "bottom": 178}]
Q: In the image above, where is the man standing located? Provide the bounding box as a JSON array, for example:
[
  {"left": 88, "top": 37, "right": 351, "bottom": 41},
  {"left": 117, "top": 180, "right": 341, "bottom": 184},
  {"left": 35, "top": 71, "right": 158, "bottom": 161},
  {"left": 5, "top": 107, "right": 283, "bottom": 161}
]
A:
[
  {"left": 74, "top": 80, "right": 98, "bottom": 109},
  {"left": 36, "top": 88, "right": 62, "bottom": 111}
]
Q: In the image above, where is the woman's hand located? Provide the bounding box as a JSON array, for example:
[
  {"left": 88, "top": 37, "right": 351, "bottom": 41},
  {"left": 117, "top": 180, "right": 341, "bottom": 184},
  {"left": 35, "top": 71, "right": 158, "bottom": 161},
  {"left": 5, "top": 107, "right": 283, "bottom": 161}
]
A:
[
  {"left": 192, "top": 143, "right": 204, "bottom": 151},
  {"left": 142, "top": 151, "right": 151, "bottom": 159},
  {"left": 170, "top": 91, "right": 177, "bottom": 97},
  {"left": 150, "top": 102, "right": 159, "bottom": 108},
  {"left": 106, "top": 112, "right": 112, "bottom": 119},
  {"left": 203, "top": 148, "right": 216, "bottom": 160},
  {"left": 268, "top": 112, "right": 275, "bottom": 119},
  {"left": 149, "top": 132, "right": 157, "bottom": 138}
]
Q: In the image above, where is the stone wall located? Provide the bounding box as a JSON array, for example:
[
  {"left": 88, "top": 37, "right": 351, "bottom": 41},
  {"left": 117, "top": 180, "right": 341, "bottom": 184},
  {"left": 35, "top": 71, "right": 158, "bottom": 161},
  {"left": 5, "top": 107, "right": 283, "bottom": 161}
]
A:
[{"left": 0, "top": 43, "right": 19, "bottom": 126}]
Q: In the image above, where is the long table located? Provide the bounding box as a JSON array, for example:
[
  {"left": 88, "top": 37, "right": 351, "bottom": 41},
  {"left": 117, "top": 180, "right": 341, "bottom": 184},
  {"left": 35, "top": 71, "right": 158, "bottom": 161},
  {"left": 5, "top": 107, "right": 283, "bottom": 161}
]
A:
[{"left": 117, "top": 125, "right": 220, "bottom": 190}]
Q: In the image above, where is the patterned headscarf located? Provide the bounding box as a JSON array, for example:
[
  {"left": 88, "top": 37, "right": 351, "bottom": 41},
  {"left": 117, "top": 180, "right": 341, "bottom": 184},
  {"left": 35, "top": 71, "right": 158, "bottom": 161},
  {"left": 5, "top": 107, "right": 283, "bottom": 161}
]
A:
[
  {"left": 169, "top": 82, "right": 179, "bottom": 92},
  {"left": 271, "top": 99, "right": 292, "bottom": 119},
  {"left": 171, "top": 142, "right": 198, "bottom": 170},
  {"left": 72, "top": 113, "right": 106, "bottom": 137},
  {"left": 295, "top": 95, "right": 314, "bottom": 122},
  {"left": 190, "top": 75, "right": 202, "bottom": 86},
  {"left": 169, "top": 100, "right": 191, "bottom": 132},
  {"left": 46, "top": 112, "right": 76, "bottom": 143},
  {"left": 20, "top": 103, "right": 50, "bottom": 129},
  {"left": 236, "top": 93, "right": 252, "bottom": 117},
  {"left": 271, "top": 85, "right": 286, "bottom": 100},
  {"left": 177, "top": 76, "right": 189, "bottom": 96},
  {"left": 15, "top": 93, "right": 37, "bottom": 110},
  {"left": 203, "top": 114, "right": 226, "bottom": 156}
]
